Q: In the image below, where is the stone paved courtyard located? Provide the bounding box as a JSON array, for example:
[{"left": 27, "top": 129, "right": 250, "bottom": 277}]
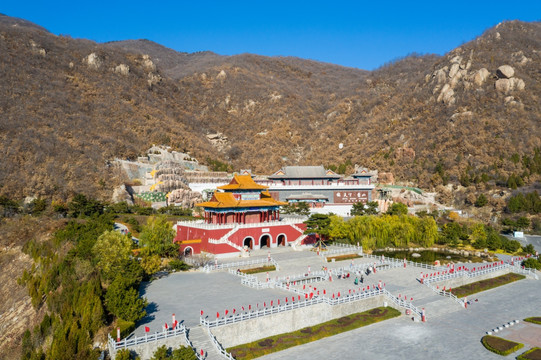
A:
[{"left": 135, "top": 246, "right": 541, "bottom": 359}]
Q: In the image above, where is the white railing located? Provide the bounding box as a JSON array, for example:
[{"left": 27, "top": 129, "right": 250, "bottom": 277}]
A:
[
  {"left": 107, "top": 324, "right": 186, "bottom": 351},
  {"left": 421, "top": 262, "right": 539, "bottom": 308},
  {"left": 207, "top": 237, "right": 244, "bottom": 252},
  {"left": 289, "top": 222, "right": 305, "bottom": 234},
  {"left": 203, "top": 257, "right": 274, "bottom": 272},
  {"left": 363, "top": 254, "right": 439, "bottom": 270},
  {"left": 382, "top": 289, "right": 423, "bottom": 317},
  {"left": 200, "top": 287, "right": 421, "bottom": 329},
  {"left": 423, "top": 281, "right": 465, "bottom": 307},
  {"left": 510, "top": 264, "right": 539, "bottom": 280},
  {"left": 423, "top": 270, "right": 466, "bottom": 284},
  {"left": 177, "top": 218, "right": 304, "bottom": 231},
  {"left": 291, "top": 234, "right": 308, "bottom": 247},
  {"left": 324, "top": 289, "right": 384, "bottom": 306},
  {"left": 228, "top": 267, "right": 277, "bottom": 289},
  {"left": 218, "top": 226, "right": 239, "bottom": 243},
  {"left": 207, "top": 328, "right": 235, "bottom": 360},
  {"left": 324, "top": 247, "right": 361, "bottom": 258},
  {"left": 183, "top": 327, "right": 204, "bottom": 360},
  {"left": 333, "top": 242, "right": 362, "bottom": 250},
  {"left": 200, "top": 297, "right": 325, "bottom": 328},
  {"left": 274, "top": 270, "right": 328, "bottom": 284},
  {"left": 438, "top": 288, "right": 465, "bottom": 307},
  {"left": 240, "top": 277, "right": 272, "bottom": 289}
]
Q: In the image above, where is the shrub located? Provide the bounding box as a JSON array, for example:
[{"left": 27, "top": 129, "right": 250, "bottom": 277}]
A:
[
  {"left": 110, "top": 318, "right": 135, "bottom": 340},
  {"left": 105, "top": 276, "right": 147, "bottom": 322},
  {"left": 115, "top": 349, "right": 134, "bottom": 360},
  {"left": 481, "top": 335, "right": 523, "bottom": 355},
  {"left": 151, "top": 345, "right": 170, "bottom": 360},
  {"left": 517, "top": 347, "right": 541, "bottom": 360},
  {"left": 475, "top": 194, "right": 488, "bottom": 207},
  {"left": 168, "top": 259, "right": 191, "bottom": 271},
  {"left": 522, "top": 258, "right": 541, "bottom": 270},
  {"left": 523, "top": 317, "right": 541, "bottom": 325}
]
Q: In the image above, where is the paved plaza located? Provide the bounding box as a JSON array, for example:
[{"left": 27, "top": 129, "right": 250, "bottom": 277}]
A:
[{"left": 135, "top": 246, "right": 541, "bottom": 359}]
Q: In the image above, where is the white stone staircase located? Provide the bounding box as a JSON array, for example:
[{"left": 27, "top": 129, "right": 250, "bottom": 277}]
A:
[
  {"left": 286, "top": 223, "right": 307, "bottom": 250},
  {"left": 207, "top": 227, "right": 244, "bottom": 253},
  {"left": 218, "top": 226, "right": 239, "bottom": 243},
  {"left": 187, "top": 326, "right": 222, "bottom": 360},
  {"left": 290, "top": 234, "right": 308, "bottom": 250}
]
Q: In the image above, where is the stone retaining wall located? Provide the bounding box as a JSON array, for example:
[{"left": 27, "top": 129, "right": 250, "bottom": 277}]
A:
[
  {"left": 110, "top": 336, "right": 189, "bottom": 360},
  {"left": 212, "top": 295, "right": 395, "bottom": 348}
]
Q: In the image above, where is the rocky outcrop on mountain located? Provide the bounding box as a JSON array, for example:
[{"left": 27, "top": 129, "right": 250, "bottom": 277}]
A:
[
  {"left": 84, "top": 52, "right": 102, "bottom": 69},
  {"left": 206, "top": 133, "right": 229, "bottom": 152},
  {"left": 473, "top": 68, "right": 490, "bottom": 86},
  {"left": 114, "top": 63, "right": 129, "bottom": 75},
  {"left": 379, "top": 173, "right": 395, "bottom": 185},
  {"left": 112, "top": 184, "right": 134, "bottom": 204},
  {"left": 497, "top": 65, "right": 515, "bottom": 79},
  {"left": 494, "top": 65, "right": 525, "bottom": 94},
  {"left": 168, "top": 189, "right": 203, "bottom": 208}
]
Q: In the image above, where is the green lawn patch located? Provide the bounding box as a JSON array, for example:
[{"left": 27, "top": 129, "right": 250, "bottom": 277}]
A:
[
  {"left": 524, "top": 317, "right": 541, "bottom": 325},
  {"left": 450, "top": 273, "right": 525, "bottom": 298},
  {"left": 227, "top": 307, "right": 401, "bottom": 360},
  {"left": 240, "top": 265, "right": 276, "bottom": 274},
  {"left": 518, "top": 347, "right": 541, "bottom": 360},
  {"left": 327, "top": 254, "right": 362, "bottom": 262},
  {"left": 481, "top": 335, "right": 524, "bottom": 356}
]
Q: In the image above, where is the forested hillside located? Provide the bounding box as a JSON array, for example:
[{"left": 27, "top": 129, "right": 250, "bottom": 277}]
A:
[{"left": 0, "top": 15, "right": 540, "bottom": 205}]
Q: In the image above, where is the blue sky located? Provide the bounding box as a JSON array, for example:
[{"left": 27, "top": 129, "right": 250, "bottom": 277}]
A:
[{"left": 2, "top": 1, "right": 540, "bottom": 70}]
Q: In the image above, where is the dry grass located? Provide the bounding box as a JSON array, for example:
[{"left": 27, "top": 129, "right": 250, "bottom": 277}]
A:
[
  {"left": 482, "top": 335, "right": 523, "bottom": 356},
  {"left": 450, "top": 273, "right": 525, "bottom": 298},
  {"left": 326, "top": 254, "right": 362, "bottom": 262},
  {"left": 239, "top": 265, "right": 276, "bottom": 275}
]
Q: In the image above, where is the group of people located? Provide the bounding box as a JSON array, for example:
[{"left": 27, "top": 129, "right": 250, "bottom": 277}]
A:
[{"left": 353, "top": 275, "right": 365, "bottom": 285}]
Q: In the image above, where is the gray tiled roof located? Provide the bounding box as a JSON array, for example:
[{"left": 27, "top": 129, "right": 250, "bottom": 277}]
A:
[{"left": 269, "top": 166, "right": 340, "bottom": 179}]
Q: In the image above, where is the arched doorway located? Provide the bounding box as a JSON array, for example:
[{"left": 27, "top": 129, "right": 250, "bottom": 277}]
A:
[
  {"left": 277, "top": 234, "right": 286, "bottom": 247},
  {"left": 184, "top": 247, "right": 193, "bottom": 256},
  {"left": 259, "top": 234, "right": 271, "bottom": 248},
  {"left": 243, "top": 237, "right": 253, "bottom": 250}
]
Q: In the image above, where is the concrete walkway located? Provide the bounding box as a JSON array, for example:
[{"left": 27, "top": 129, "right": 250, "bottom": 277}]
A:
[
  {"left": 258, "top": 276, "right": 541, "bottom": 360},
  {"left": 133, "top": 245, "right": 541, "bottom": 359}
]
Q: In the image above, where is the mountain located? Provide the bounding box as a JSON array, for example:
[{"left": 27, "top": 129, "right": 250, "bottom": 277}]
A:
[{"left": 0, "top": 15, "right": 540, "bottom": 205}]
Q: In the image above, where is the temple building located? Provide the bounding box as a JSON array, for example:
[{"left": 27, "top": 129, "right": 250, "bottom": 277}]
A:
[
  {"left": 256, "top": 166, "right": 375, "bottom": 214},
  {"left": 197, "top": 175, "right": 285, "bottom": 224},
  {"left": 174, "top": 174, "right": 309, "bottom": 257}
]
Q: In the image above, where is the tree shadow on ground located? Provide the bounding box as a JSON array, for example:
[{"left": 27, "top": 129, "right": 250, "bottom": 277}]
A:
[{"left": 137, "top": 302, "right": 158, "bottom": 326}]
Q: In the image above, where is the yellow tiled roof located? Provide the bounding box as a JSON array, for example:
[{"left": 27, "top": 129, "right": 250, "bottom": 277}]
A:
[
  {"left": 217, "top": 174, "right": 268, "bottom": 190},
  {"left": 197, "top": 191, "right": 287, "bottom": 208}
]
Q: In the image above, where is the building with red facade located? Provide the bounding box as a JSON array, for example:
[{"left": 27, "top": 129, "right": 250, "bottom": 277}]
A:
[{"left": 175, "top": 174, "right": 309, "bottom": 257}]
